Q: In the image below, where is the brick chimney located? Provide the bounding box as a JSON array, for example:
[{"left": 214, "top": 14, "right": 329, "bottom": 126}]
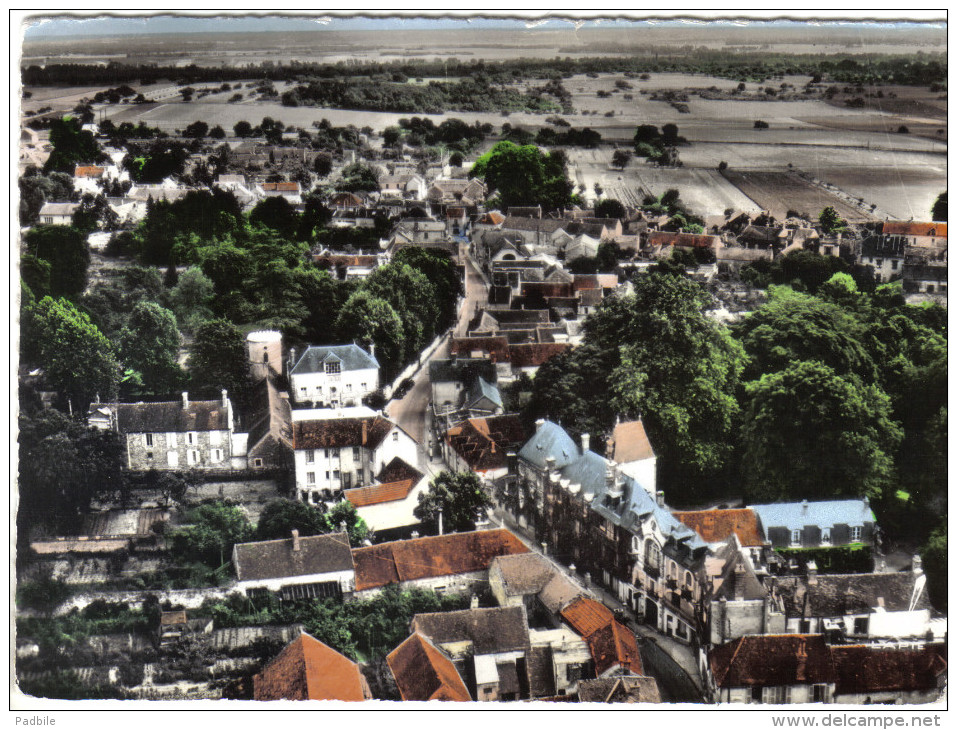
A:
[
  {"left": 182, "top": 392, "right": 189, "bottom": 410},
  {"left": 795, "top": 639, "right": 808, "bottom": 681},
  {"left": 291, "top": 529, "right": 300, "bottom": 552}
]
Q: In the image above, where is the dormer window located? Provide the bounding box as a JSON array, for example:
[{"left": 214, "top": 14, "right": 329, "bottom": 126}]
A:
[
  {"left": 850, "top": 526, "right": 862, "bottom": 542},
  {"left": 821, "top": 527, "right": 831, "bottom": 545},
  {"left": 325, "top": 362, "right": 341, "bottom": 375},
  {"left": 790, "top": 529, "right": 802, "bottom": 546}
]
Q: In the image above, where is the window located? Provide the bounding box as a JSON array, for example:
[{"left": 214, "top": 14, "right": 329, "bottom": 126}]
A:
[
  {"left": 926, "top": 284, "right": 935, "bottom": 293},
  {"left": 305, "top": 450, "right": 315, "bottom": 464},
  {"left": 167, "top": 452, "right": 179, "bottom": 467},
  {"left": 352, "top": 447, "right": 360, "bottom": 461},
  {"left": 762, "top": 686, "right": 791, "bottom": 704},
  {"left": 392, "top": 431, "right": 399, "bottom": 442},
  {"left": 821, "top": 527, "right": 831, "bottom": 545},
  {"left": 211, "top": 448, "right": 223, "bottom": 463},
  {"left": 187, "top": 432, "right": 196, "bottom": 446},
  {"left": 853, "top": 617, "right": 869, "bottom": 635},
  {"left": 332, "top": 448, "right": 340, "bottom": 457},
  {"left": 306, "top": 472, "right": 316, "bottom": 485},
  {"left": 187, "top": 449, "right": 199, "bottom": 465},
  {"left": 299, "top": 387, "right": 307, "bottom": 397},
  {"left": 146, "top": 451, "right": 154, "bottom": 460},
  {"left": 324, "top": 449, "right": 329, "bottom": 458},
  {"left": 790, "top": 529, "right": 802, "bottom": 546},
  {"left": 346, "top": 384, "right": 352, "bottom": 392},
  {"left": 891, "top": 259, "right": 898, "bottom": 270},
  {"left": 876, "top": 258, "right": 883, "bottom": 267},
  {"left": 145, "top": 433, "right": 153, "bottom": 447},
  {"left": 333, "top": 470, "right": 340, "bottom": 481},
  {"left": 361, "top": 382, "right": 367, "bottom": 390},
  {"left": 325, "top": 471, "right": 330, "bottom": 480},
  {"left": 167, "top": 432, "right": 178, "bottom": 446},
  {"left": 850, "top": 526, "right": 862, "bottom": 542},
  {"left": 799, "top": 619, "right": 811, "bottom": 633},
  {"left": 325, "top": 362, "right": 341, "bottom": 375},
  {"left": 812, "top": 685, "right": 829, "bottom": 703},
  {"left": 566, "top": 664, "right": 582, "bottom": 683},
  {"left": 253, "top": 458, "right": 263, "bottom": 468}
]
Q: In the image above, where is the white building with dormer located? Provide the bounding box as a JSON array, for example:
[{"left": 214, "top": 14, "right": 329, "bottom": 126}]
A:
[{"left": 289, "top": 344, "right": 380, "bottom": 408}]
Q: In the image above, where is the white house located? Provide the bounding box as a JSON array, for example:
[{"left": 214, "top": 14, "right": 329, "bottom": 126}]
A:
[
  {"left": 605, "top": 419, "right": 657, "bottom": 494},
  {"left": 37, "top": 202, "right": 78, "bottom": 226},
  {"left": 289, "top": 344, "right": 380, "bottom": 408},
  {"left": 232, "top": 530, "right": 355, "bottom": 600},
  {"left": 290, "top": 412, "right": 418, "bottom": 502},
  {"left": 343, "top": 457, "right": 430, "bottom": 534}
]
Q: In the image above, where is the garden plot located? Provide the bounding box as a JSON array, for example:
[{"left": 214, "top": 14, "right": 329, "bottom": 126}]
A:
[
  {"left": 811, "top": 164, "right": 946, "bottom": 221},
  {"left": 721, "top": 170, "right": 878, "bottom": 222},
  {"left": 188, "top": 479, "right": 281, "bottom": 524}
]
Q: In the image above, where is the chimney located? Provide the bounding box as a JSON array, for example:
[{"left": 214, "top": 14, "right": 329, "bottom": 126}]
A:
[
  {"left": 912, "top": 555, "right": 923, "bottom": 574},
  {"left": 541, "top": 542, "right": 548, "bottom": 556},
  {"left": 795, "top": 639, "right": 808, "bottom": 681},
  {"left": 411, "top": 530, "right": 420, "bottom": 540},
  {"left": 291, "top": 529, "right": 300, "bottom": 552},
  {"left": 437, "top": 508, "right": 444, "bottom": 536},
  {"left": 806, "top": 560, "right": 818, "bottom": 585},
  {"left": 535, "top": 418, "right": 545, "bottom": 433},
  {"left": 801, "top": 499, "right": 809, "bottom": 513},
  {"left": 506, "top": 451, "right": 518, "bottom": 476},
  {"left": 288, "top": 347, "right": 297, "bottom": 374},
  {"left": 369, "top": 342, "right": 375, "bottom": 359},
  {"left": 656, "top": 491, "right": 665, "bottom": 507},
  {"left": 580, "top": 432, "right": 590, "bottom": 453},
  {"left": 182, "top": 392, "right": 189, "bottom": 410},
  {"left": 221, "top": 389, "right": 228, "bottom": 408},
  {"left": 470, "top": 595, "right": 479, "bottom": 610}
]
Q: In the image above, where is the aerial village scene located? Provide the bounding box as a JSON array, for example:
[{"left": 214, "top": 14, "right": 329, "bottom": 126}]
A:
[{"left": 13, "top": 12, "right": 947, "bottom": 708}]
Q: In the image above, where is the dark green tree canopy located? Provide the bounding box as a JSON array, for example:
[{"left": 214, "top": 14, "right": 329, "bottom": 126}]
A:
[
  {"left": 741, "top": 360, "right": 902, "bottom": 503},
  {"left": 931, "top": 191, "right": 946, "bottom": 222},
  {"left": 255, "top": 499, "right": 330, "bottom": 541},
  {"left": 187, "top": 318, "right": 252, "bottom": 403},
  {"left": 117, "top": 300, "right": 184, "bottom": 398},
  {"left": 334, "top": 291, "right": 405, "bottom": 380},
  {"left": 413, "top": 471, "right": 493, "bottom": 534},
  {"left": 43, "top": 116, "right": 104, "bottom": 174},
  {"left": 24, "top": 225, "right": 90, "bottom": 297},
  {"left": 169, "top": 501, "right": 254, "bottom": 569},
  {"left": 470, "top": 140, "right": 573, "bottom": 211}
]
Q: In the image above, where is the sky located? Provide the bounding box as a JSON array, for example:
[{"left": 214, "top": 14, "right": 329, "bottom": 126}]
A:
[{"left": 21, "top": 12, "right": 946, "bottom": 39}]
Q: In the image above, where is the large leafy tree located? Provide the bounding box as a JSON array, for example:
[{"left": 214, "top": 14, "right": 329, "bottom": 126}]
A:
[
  {"left": 363, "top": 263, "right": 439, "bottom": 361},
  {"left": 591, "top": 272, "right": 745, "bottom": 489},
  {"left": 741, "top": 360, "right": 902, "bottom": 503},
  {"left": 470, "top": 140, "right": 573, "bottom": 211},
  {"left": 391, "top": 247, "right": 461, "bottom": 332},
  {"left": 169, "top": 501, "right": 254, "bottom": 569},
  {"left": 43, "top": 116, "right": 104, "bottom": 174},
  {"left": 168, "top": 266, "right": 215, "bottom": 334},
  {"left": 29, "top": 296, "right": 121, "bottom": 409},
  {"left": 19, "top": 168, "right": 75, "bottom": 224},
  {"left": 334, "top": 291, "right": 405, "bottom": 380},
  {"left": 24, "top": 225, "right": 90, "bottom": 297},
  {"left": 255, "top": 499, "right": 330, "bottom": 541},
  {"left": 327, "top": 501, "right": 370, "bottom": 547},
  {"left": 733, "top": 286, "right": 877, "bottom": 383},
  {"left": 187, "top": 318, "right": 252, "bottom": 403},
  {"left": 337, "top": 162, "right": 380, "bottom": 193},
  {"left": 931, "top": 191, "right": 946, "bottom": 222},
  {"left": 116, "top": 301, "right": 184, "bottom": 397},
  {"left": 413, "top": 471, "right": 493, "bottom": 535}
]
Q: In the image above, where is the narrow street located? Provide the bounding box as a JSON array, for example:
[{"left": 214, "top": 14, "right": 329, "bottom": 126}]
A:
[{"left": 386, "top": 251, "right": 488, "bottom": 467}]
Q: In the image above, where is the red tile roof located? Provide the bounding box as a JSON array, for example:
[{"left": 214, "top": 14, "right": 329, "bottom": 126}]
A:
[
  {"left": 607, "top": 420, "right": 655, "bottom": 464},
  {"left": 507, "top": 343, "right": 570, "bottom": 368},
  {"left": 344, "top": 478, "right": 417, "bottom": 508},
  {"left": 261, "top": 182, "right": 300, "bottom": 192},
  {"left": 387, "top": 632, "right": 471, "bottom": 701},
  {"left": 478, "top": 211, "right": 505, "bottom": 226},
  {"left": 647, "top": 231, "right": 720, "bottom": 249},
  {"left": 710, "top": 635, "right": 836, "bottom": 688},
  {"left": 521, "top": 282, "right": 574, "bottom": 298},
  {"left": 74, "top": 165, "right": 105, "bottom": 178},
  {"left": 673, "top": 508, "right": 765, "bottom": 547},
  {"left": 292, "top": 416, "right": 395, "bottom": 451},
  {"left": 832, "top": 645, "right": 946, "bottom": 695},
  {"left": 352, "top": 528, "right": 529, "bottom": 592},
  {"left": 252, "top": 632, "right": 371, "bottom": 701},
  {"left": 375, "top": 456, "right": 423, "bottom": 484},
  {"left": 587, "top": 621, "right": 644, "bottom": 677},
  {"left": 560, "top": 597, "right": 616, "bottom": 637},
  {"left": 449, "top": 336, "right": 510, "bottom": 363},
  {"left": 882, "top": 222, "right": 946, "bottom": 238}
]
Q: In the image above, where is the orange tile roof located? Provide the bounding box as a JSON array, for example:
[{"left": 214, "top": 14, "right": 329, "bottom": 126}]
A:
[
  {"left": 673, "top": 508, "right": 766, "bottom": 547},
  {"left": 387, "top": 632, "right": 471, "bottom": 701},
  {"left": 710, "top": 635, "right": 836, "bottom": 688},
  {"left": 560, "top": 597, "right": 615, "bottom": 637},
  {"left": 252, "top": 632, "right": 371, "bottom": 701},
  {"left": 352, "top": 528, "right": 529, "bottom": 592},
  {"left": 262, "top": 181, "right": 300, "bottom": 192},
  {"left": 449, "top": 336, "right": 509, "bottom": 363},
  {"left": 587, "top": 621, "right": 644, "bottom": 677},
  {"left": 607, "top": 420, "right": 655, "bottom": 464},
  {"left": 344, "top": 478, "right": 417, "bottom": 507},
  {"left": 647, "top": 231, "right": 720, "bottom": 249},
  {"left": 882, "top": 221, "right": 946, "bottom": 238},
  {"left": 507, "top": 342, "right": 570, "bottom": 368},
  {"left": 74, "top": 165, "right": 105, "bottom": 178},
  {"left": 445, "top": 415, "right": 529, "bottom": 473}
]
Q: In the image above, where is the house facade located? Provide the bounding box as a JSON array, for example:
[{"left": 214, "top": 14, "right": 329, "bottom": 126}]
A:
[
  {"left": 289, "top": 344, "right": 379, "bottom": 408},
  {"left": 89, "top": 391, "right": 235, "bottom": 470}
]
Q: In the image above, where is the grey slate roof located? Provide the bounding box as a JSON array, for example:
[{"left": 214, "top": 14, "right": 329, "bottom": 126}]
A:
[
  {"left": 518, "top": 420, "right": 580, "bottom": 470},
  {"left": 464, "top": 376, "right": 503, "bottom": 411},
  {"left": 428, "top": 358, "right": 497, "bottom": 385},
  {"left": 411, "top": 606, "right": 530, "bottom": 655},
  {"left": 290, "top": 344, "right": 379, "bottom": 375},
  {"left": 770, "top": 571, "right": 932, "bottom": 617},
  {"left": 750, "top": 500, "right": 875, "bottom": 532},
  {"left": 233, "top": 532, "right": 354, "bottom": 582},
  {"left": 110, "top": 398, "right": 229, "bottom": 434}
]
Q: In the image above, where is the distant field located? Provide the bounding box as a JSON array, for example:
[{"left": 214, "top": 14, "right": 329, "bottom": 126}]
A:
[
  {"left": 721, "top": 170, "right": 878, "bottom": 222},
  {"left": 812, "top": 165, "right": 946, "bottom": 221}
]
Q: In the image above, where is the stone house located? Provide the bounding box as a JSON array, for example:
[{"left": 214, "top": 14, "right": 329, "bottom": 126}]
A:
[
  {"left": 232, "top": 530, "right": 355, "bottom": 600},
  {"left": 831, "top": 644, "right": 947, "bottom": 705},
  {"left": 89, "top": 391, "right": 236, "bottom": 471}
]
